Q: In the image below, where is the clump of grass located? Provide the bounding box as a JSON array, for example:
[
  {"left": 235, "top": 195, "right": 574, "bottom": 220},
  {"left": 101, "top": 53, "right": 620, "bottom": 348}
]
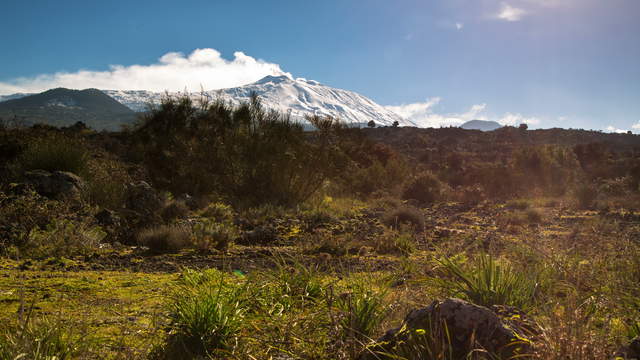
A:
[
  {"left": 0, "top": 310, "right": 96, "bottom": 360},
  {"left": 16, "top": 134, "right": 88, "bottom": 175},
  {"left": 506, "top": 198, "right": 531, "bottom": 210},
  {"left": 271, "top": 256, "right": 325, "bottom": 303},
  {"left": 363, "top": 320, "right": 455, "bottom": 360},
  {"left": 372, "top": 228, "right": 416, "bottom": 256},
  {"left": 382, "top": 206, "right": 424, "bottom": 231},
  {"left": 335, "top": 282, "right": 388, "bottom": 348},
  {"left": 137, "top": 224, "right": 191, "bottom": 253},
  {"left": 160, "top": 270, "right": 247, "bottom": 359},
  {"left": 436, "top": 254, "right": 544, "bottom": 310},
  {"left": 525, "top": 208, "right": 543, "bottom": 224}
]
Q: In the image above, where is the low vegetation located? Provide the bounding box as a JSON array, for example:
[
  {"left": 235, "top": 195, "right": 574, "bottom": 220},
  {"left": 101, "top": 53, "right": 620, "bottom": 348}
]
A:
[{"left": 1, "top": 96, "right": 639, "bottom": 359}]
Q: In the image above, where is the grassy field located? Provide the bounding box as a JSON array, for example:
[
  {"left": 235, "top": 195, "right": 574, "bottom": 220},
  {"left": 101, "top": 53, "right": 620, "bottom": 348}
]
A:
[{"left": 2, "top": 199, "right": 638, "bottom": 359}]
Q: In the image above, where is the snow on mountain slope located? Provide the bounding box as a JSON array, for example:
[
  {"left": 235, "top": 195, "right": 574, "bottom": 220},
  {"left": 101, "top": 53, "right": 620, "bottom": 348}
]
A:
[
  {"left": 1, "top": 76, "right": 414, "bottom": 127},
  {"left": 210, "top": 75, "right": 414, "bottom": 127}
]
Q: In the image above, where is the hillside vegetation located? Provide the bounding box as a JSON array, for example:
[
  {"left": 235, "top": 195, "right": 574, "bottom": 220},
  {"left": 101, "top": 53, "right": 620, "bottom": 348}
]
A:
[{"left": 0, "top": 95, "right": 639, "bottom": 359}]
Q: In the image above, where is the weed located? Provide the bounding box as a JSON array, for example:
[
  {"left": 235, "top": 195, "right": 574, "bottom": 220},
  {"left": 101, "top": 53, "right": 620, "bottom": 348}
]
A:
[
  {"left": 160, "top": 270, "right": 246, "bottom": 358},
  {"left": 436, "top": 254, "right": 544, "bottom": 310}
]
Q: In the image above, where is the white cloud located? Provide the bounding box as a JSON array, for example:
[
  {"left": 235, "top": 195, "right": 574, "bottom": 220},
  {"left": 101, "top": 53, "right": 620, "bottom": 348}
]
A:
[
  {"left": 632, "top": 122, "right": 640, "bottom": 130},
  {"left": 498, "top": 112, "right": 541, "bottom": 126},
  {"left": 386, "top": 98, "right": 545, "bottom": 128},
  {"left": 496, "top": 2, "right": 527, "bottom": 21},
  {"left": 0, "top": 48, "right": 290, "bottom": 95},
  {"left": 385, "top": 98, "right": 488, "bottom": 128},
  {"left": 606, "top": 125, "right": 628, "bottom": 134},
  {"left": 455, "top": 22, "right": 464, "bottom": 30}
]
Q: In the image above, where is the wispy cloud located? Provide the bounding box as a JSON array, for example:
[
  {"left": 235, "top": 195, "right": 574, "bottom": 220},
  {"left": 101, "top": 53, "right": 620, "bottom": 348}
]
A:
[
  {"left": 632, "top": 122, "right": 640, "bottom": 130},
  {"left": 606, "top": 125, "right": 629, "bottom": 134},
  {"left": 496, "top": 2, "right": 527, "bottom": 21},
  {"left": 0, "top": 48, "right": 290, "bottom": 95},
  {"left": 498, "top": 113, "right": 541, "bottom": 125},
  {"left": 386, "top": 98, "right": 543, "bottom": 128},
  {"left": 385, "top": 98, "right": 489, "bottom": 128},
  {"left": 455, "top": 22, "right": 464, "bottom": 30}
]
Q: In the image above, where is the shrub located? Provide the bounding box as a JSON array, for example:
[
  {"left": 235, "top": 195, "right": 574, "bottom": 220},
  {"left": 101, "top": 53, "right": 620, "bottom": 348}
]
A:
[
  {"left": 574, "top": 183, "right": 598, "bottom": 209},
  {"left": 382, "top": 206, "right": 424, "bottom": 231},
  {"left": 192, "top": 219, "right": 239, "bottom": 252},
  {"left": 199, "top": 202, "right": 235, "bottom": 223},
  {"left": 23, "top": 219, "right": 105, "bottom": 259},
  {"left": 0, "top": 189, "right": 72, "bottom": 256},
  {"left": 402, "top": 172, "right": 441, "bottom": 205},
  {"left": 137, "top": 224, "right": 191, "bottom": 253},
  {"left": 161, "top": 270, "right": 246, "bottom": 358},
  {"left": 436, "top": 254, "right": 544, "bottom": 310},
  {"left": 525, "top": 208, "right": 543, "bottom": 224},
  {"left": 16, "top": 134, "right": 88, "bottom": 175},
  {"left": 160, "top": 200, "right": 190, "bottom": 222},
  {"left": 84, "top": 158, "right": 131, "bottom": 210},
  {"left": 135, "top": 94, "right": 347, "bottom": 206}
]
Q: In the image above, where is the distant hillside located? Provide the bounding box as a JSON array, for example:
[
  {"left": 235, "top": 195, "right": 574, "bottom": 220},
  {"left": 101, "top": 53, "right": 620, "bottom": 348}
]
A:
[
  {"left": 461, "top": 120, "right": 502, "bottom": 131},
  {"left": 0, "top": 88, "right": 137, "bottom": 130}
]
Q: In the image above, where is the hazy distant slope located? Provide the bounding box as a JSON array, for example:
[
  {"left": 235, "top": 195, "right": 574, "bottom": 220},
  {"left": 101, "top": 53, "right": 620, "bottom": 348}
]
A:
[
  {"left": 460, "top": 120, "right": 503, "bottom": 131},
  {"left": 0, "top": 88, "right": 137, "bottom": 130}
]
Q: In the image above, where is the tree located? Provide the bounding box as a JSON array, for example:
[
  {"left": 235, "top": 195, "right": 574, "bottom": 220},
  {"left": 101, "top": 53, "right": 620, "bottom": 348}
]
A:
[
  {"left": 392, "top": 120, "right": 400, "bottom": 128},
  {"left": 367, "top": 120, "right": 376, "bottom": 128}
]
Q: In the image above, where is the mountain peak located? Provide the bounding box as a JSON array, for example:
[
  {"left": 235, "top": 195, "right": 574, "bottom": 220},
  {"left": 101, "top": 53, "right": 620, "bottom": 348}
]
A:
[{"left": 253, "top": 74, "right": 294, "bottom": 85}]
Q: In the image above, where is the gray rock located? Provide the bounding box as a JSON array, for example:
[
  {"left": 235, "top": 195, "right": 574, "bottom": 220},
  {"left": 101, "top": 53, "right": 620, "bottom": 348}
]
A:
[
  {"left": 359, "top": 298, "right": 535, "bottom": 360},
  {"left": 126, "top": 181, "right": 163, "bottom": 215},
  {"left": 23, "top": 170, "right": 85, "bottom": 199}
]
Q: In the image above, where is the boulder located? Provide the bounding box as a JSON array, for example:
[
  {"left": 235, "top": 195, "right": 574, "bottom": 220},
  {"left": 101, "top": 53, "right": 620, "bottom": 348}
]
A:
[
  {"left": 359, "top": 298, "right": 536, "bottom": 360},
  {"left": 126, "top": 181, "right": 163, "bottom": 216},
  {"left": 95, "top": 208, "right": 120, "bottom": 227},
  {"left": 23, "top": 170, "right": 85, "bottom": 199}
]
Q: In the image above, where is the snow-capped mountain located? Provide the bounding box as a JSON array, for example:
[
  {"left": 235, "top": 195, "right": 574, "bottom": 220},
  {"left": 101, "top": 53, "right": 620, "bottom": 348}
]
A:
[
  {"left": 0, "top": 75, "right": 413, "bottom": 127},
  {"left": 103, "top": 75, "right": 413, "bottom": 127}
]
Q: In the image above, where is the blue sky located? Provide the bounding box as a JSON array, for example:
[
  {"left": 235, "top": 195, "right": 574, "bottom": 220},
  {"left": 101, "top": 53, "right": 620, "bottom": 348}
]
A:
[{"left": 1, "top": 0, "right": 639, "bottom": 131}]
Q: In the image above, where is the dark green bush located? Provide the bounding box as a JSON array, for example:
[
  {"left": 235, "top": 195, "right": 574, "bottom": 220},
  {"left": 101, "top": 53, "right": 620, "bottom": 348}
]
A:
[
  {"left": 16, "top": 134, "right": 88, "bottom": 175},
  {"left": 135, "top": 94, "right": 347, "bottom": 206},
  {"left": 402, "top": 172, "right": 442, "bottom": 205}
]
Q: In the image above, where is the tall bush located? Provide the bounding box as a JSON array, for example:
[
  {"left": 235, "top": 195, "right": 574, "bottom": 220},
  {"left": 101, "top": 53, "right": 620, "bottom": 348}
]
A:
[{"left": 135, "top": 94, "right": 347, "bottom": 206}]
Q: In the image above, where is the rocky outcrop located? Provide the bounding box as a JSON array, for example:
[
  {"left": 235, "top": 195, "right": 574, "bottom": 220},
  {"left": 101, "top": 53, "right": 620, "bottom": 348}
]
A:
[
  {"left": 23, "top": 170, "right": 85, "bottom": 199},
  {"left": 359, "top": 298, "right": 537, "bottom": 360}
]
